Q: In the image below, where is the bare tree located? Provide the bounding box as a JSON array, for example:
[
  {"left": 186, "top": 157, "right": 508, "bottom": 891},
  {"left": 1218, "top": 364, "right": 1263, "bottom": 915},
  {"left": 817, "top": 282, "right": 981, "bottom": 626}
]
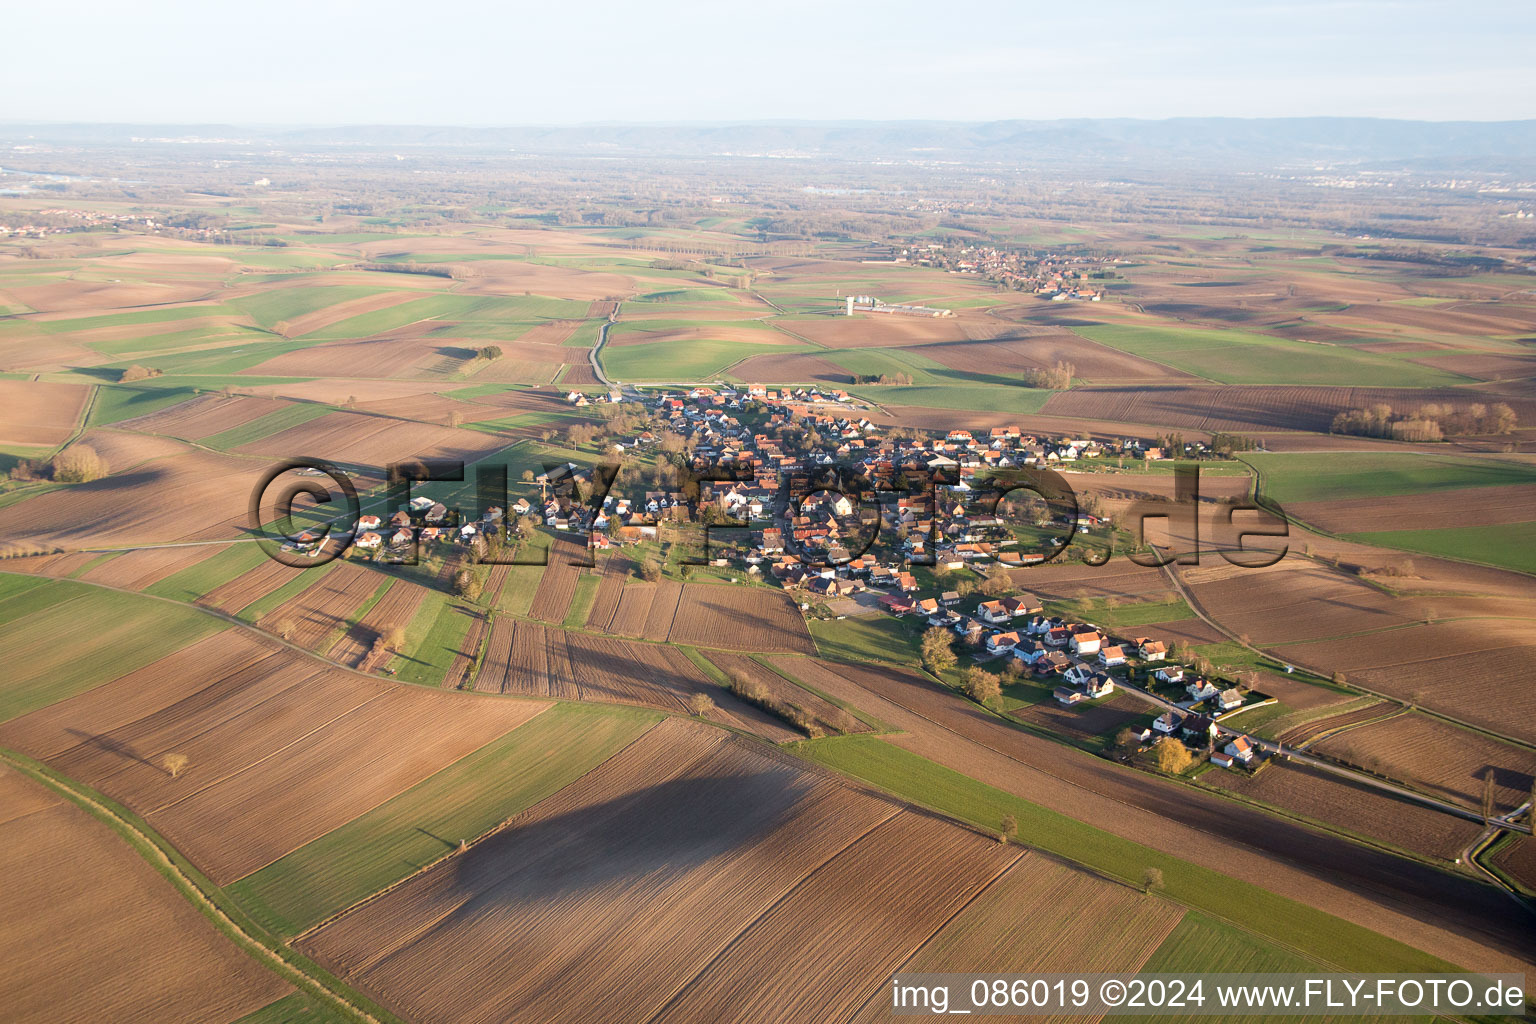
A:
[
  {"left": 1141, "top": 866, "right": 1164, "bottom": 894},
  {"left": 999, "top": 814, "right": 1018, "bottom": 844},
  {"left": 686, "top": 692, "right": 715, "bottom": 717},
  {"left": 162, "top": 753, "right": 190, "bottom": 779}
]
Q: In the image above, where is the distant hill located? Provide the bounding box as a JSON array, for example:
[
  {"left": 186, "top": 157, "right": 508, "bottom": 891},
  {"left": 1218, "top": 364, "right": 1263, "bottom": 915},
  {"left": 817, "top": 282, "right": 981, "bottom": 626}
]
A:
[{"left": 3, "top": 119, "right": 1535, "bottom": 173}]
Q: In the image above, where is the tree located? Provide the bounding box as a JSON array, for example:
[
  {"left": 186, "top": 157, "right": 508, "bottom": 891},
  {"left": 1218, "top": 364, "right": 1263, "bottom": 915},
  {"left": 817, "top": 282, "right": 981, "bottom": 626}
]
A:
[
  {"left": 521, "top": 469, "right": 536, "bottom": 483},
  {"left": 453, "top": 568, "right": 484, "bottom": 601},
  {"left": 383, "top": 625, "right": 407, "bottom": 652},
  {"left": 272, "top": 617, "right": 296, "bottom": 641},
  {"left": 477, "top": 345, "right": 503, "bottom": 361},
  {"left": 962, "top": 667, "right": 1001, "bottom": 707},
  {"left": 1151, "top": 737, "right": 1193, "bottom": 774},
  {"left": 51, "top": 444, "right": 108, "bottom": 483},
  {"left": 686, "top": 692, "right": 715, "bottom": 717},
  {"left": 162, "top": 752, "right": 190, "bottom": 778},
  {"left": 1113, "top": 727, "right": 1141, "bottom": 756},
  {"left": 448, "top": 411, "right": 464, "bottom": 428},
  {"left": 1482, "top": 767, "right": 1496, "bottom": 821},
  {"left": 1141, "top": 866, "right": 1165, "bottom": 894},
  {"left": 921, "top": 626, "right": 956, "bottom": 675},
  {"left": 639, "top": 556, "right": 663, "bottom": 582},
  {"left": 999, "top": 813, "right": 1018, "bottom": 844}
]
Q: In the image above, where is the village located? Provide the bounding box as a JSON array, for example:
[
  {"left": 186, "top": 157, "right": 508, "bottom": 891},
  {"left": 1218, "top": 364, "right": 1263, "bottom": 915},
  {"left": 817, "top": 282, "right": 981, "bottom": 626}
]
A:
[{"left": 304, "top": 378, "right": 1278, "bottom": 781}]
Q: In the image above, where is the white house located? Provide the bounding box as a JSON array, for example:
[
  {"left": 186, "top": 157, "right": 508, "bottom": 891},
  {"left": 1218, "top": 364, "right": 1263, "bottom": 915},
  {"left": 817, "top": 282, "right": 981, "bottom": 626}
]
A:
[
  {"left": 985, "top": 631, "right": 1020, "bottom": 655},
  {"left": 1098, "top": 645, "right": 1127, "bottom": 668},
  {"left": 1216, "top": 688, "right": 1245, "bottom": 712},
  {"left": 1224, "top": 735, "right": 1256, "bottom": 764},
  {"left": 1155, "top": 665, "right": 1186, "bottom": 684},
  {"left": 1068, "top": 631, "right": 1102, "bottom": 657},
  {"left": 1152, "top": 711, "right": 1184, "bottom": 735},
  {"left": 1137, "top": 639, "right": 1168, "bottom": 662},
  {"left": 1186, "top": 679, "right": 1220, "bottom": 703},
  {"left": 354, "top": 531, "right": 382, "bottom": 550}
]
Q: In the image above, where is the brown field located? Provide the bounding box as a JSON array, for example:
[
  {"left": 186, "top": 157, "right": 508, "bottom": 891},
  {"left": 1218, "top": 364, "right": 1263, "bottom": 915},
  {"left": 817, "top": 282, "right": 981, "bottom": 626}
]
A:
[
  {"left": 583, "top": 554, "right": 631, "bottom": 629},
  {"left": 1006, "top": 561, "right": 1175, "bottom": 603},
  {"left": 286, "top": 289, "right": 433, "bottom": 337},
  {"left": 261, "top": 561, "right": 384, "bottom": 650},
  {"left": 556, "top": 359, "right": 602, "bottom": 388},
  {"left": 79, "top": 544, "right": 219, "bottom": 591},
  {"left": 667, "top": 583, "right": 817, "bottom": 653},
  {"left": 244, "top": 332, "right": 465, "bottom": 379},
  {"left": 849, "top": 855, "right": 1183, "bottom": 1023},
  {"left": 0, "top": 379, "right": 89, "bottom": 446},
  {"left": 0, "top": 629, "right": 547, "bottom": 882},
  {"left": 1290, "top": 484, "right": 1536, "bottom": 534},
  {"left": 527, "top": 536, "right": 586, "bottom": 622},
  {"left": 475, "top": 618, "right": 799, "bottom": 740},
  {"left": 236, "top": 410, "right": 506, "bottom": 466},
  {"left": 1133, "top": 616, "right": 1226, "bottom": 647},
  {"left": 1184, "top": 560, "right": 1419, "bottom": 645},
  {"left": 0, "top": 549, "right": 103, "bottom": 577},
  {"left": 606, "top": 579, "right": 659, "bottom": 636},
  {"left": 1, "top": 277, "right": 213, "bottom": 313},
  {"left": 196, "top": 558, "right": 309, "bottom": 614},
  {"left": 1311, "top": 712, "right": 1536, "bottom": 814},
  {"left": 1013, "top": 692, "right": 1148, "bottom": 744},
  {"left": 1270, "top": 622, "right": 1536, "bottom": 743},
  {"left": 1492, "top": 837, "right": 1536, "bottom": 894},
  {"left": 704, "top": 650, "right": 866, "bottom": 735},
  {"left": 1202, "top": 762, "right": 1483, "bottom": 861},
  {"left": 0, "top": 766, "right": 290, "bottom": 1024},
  {"left": 434, "top": 259, "right": 635, "bottom": 300},
  {"left": 0, "top": 434, "right": 256, "bottom": 555},
  {"left": 1040, "top": 385, "right": 1536, "bottom": 434},
  {"left": 1276, "top": 702, "right": 1398, "bottom": 747},
  {"left": 326, "top": 579, "right": 426, "bottom": 668},
  {"left": 766, "top": 655, "right": 1535, "bottom": 972},
  {"left": 121, "top": 393, "right": 295, "bottom": 441},
  {"left": 301, "top": 717, "right": 1017, "bottom": 1024}
]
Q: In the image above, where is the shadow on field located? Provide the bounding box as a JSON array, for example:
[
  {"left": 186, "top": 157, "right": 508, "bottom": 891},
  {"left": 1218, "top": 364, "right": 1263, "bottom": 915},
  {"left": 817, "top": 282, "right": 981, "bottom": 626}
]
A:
[{"left": 438, "top": 769, "right": 813, "bottom": 908}]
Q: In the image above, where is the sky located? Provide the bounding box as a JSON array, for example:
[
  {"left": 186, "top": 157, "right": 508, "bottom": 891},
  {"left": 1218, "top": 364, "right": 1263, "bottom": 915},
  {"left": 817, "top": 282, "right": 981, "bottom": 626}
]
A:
[{"left": 5, "top": 0, "right": 1535, "bottom": 124}]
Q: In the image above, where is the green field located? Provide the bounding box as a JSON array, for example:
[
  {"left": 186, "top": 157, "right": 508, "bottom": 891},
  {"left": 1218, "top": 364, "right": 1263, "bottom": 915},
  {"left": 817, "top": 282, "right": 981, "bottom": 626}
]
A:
[
  {"left": 1110, "top": 914, "right": 1415, "bottom": 1024},
  {"left": 227, "top": 703, "right": 659, "bottom": 936},
  {"left": 304, "top": 293, "right": 590, "bottom": 341},
  {"left": 89, "top": 382, "right": 203, "bottom": 425},
  {"left": 1050, "top": 596, "right": 1194, "bottom": 629},
  {"left": 0, "top": 581, "right": 223, "bottom": 720},
  {"left": 601, "top": 337, "right": 811, "bottom": 381},
  {"left": 198, "top": 402, "right": 334, "bottom": 449},
  {"left": 563, "top": 573, "right": 600, "bottom": 628},
  {"left": 1349, "top": 520, "right": 1536, "bottom": 575},
  {"left": 1076, "top": 324, "right": 1473, "bottom": 387},
  {"left": 232, "top": 993, "right": 355, "bottom": 1024},
  {"left": 1243, "top": 452, "right": 1536, "bottom": 504},
  {"left": 795, "top": 735, "right": 1452, "bottom": 974},
  {"left": 144, "top": 543, "right": 269, "bottom": 603},
  {"left": 808, "top": 615, "right": 923, "bottom": 666},
  {"left": 33, "top": 304, "right": 243, "bottom": 335},
  {"left": 391, "top": 591, "right": 474, "bottom": 685},
  {"left": 230, "top": 285, "right": 388, "bottom": 329},
  {"left": 236, "top": 563, "right": 337, "bottom": 624}
]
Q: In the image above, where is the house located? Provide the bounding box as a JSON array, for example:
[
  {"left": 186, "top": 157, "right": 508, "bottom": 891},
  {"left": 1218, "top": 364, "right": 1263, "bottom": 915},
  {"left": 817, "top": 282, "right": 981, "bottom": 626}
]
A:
[
  {"left": 880, "top": 593, "right": 917, "bottom": 614},
  {"left": 1044, "top": 626, "right": 1071, "bottom": 647},
  {"left": 1002, "top": 594, "right": 1042, "bottom": 617},
  {"left": 1181, "top": 714, "right": 1217, "bottom": 742},
  {"left": 1085, "top": 673, "right": 1115, "bottom": 699},
  {"left": 389, "top": 527, "right": 413, "bottom": 546},
  {"left": 354, "top": 531, "right": 382, "bottom": 550},
  {"left": 1152, "top": 710, "right": 1184, "bottom": 735},
  {"left": 1010, "top": 639, "right": 1047, "bottom": 665},
  {"left": 940, "top": 590, "right": 961, "bottom": 608},
  {"left": 985, "top": 631, "right": 1020, "bottom": 654},
  {"left": 1053, "top": 687, "right": 1085, "bottom": 706},
  {"left": 1068, "top": 631, "right": 1102, "bottom": 656},
  {"left": 1216, "top": 688, "right": 1245, "bottom": 712},
  {"left": 1210, "top": 752, "right": 1236, "bottom": 769},
  {"left": 977, "top": 600, "right": 1011, "bottom": 625},
  {"left": 1154, "top": 665, "right": 1185, "bottom": 684},
  {"left": 1186, "top": 679, "right": 1220, "bottom": 703},
  {"left": 1224, "top": 735, "right": 1256, "bottom": 764},
  {"left": 1137, "top": 638, "right": 1168, "bottom": 662},
  {"left": 917, "top": 597, "right": 941, "bottom": 618},
  {"left": 357, "top": 514, "right": 381, "bottom": 531},
  {"left": 1063, "top": 662, "right": 1096, "bottom": 686},
  {"left": 1098, "top": 645, "right": 1127, "bottom": 668}
]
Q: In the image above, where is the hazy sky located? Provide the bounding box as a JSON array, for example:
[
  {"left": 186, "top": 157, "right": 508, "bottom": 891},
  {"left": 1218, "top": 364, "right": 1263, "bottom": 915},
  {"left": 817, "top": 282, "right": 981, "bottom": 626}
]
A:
[{"left": 6, "top": 0, "right": 1534, "bottom": 123}]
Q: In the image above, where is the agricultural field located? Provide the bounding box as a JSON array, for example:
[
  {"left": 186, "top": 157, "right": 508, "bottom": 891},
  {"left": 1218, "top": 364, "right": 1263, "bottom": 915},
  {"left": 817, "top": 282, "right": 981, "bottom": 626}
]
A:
[
  {"left": 1201, "top": 762, "right": 1483, "bottom": 862},
  {"left": 0, "top": 628, "right": 545, "bottom": 882},
  {"left": 299, "top": 718, "right": 1019, "bottom": 1024},
  {"left": 1310, "top": 712, "right": 1536, "bottom": 814},
  {"left": 0, "top": 766, "right": 290, "bottom": 1024}
]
